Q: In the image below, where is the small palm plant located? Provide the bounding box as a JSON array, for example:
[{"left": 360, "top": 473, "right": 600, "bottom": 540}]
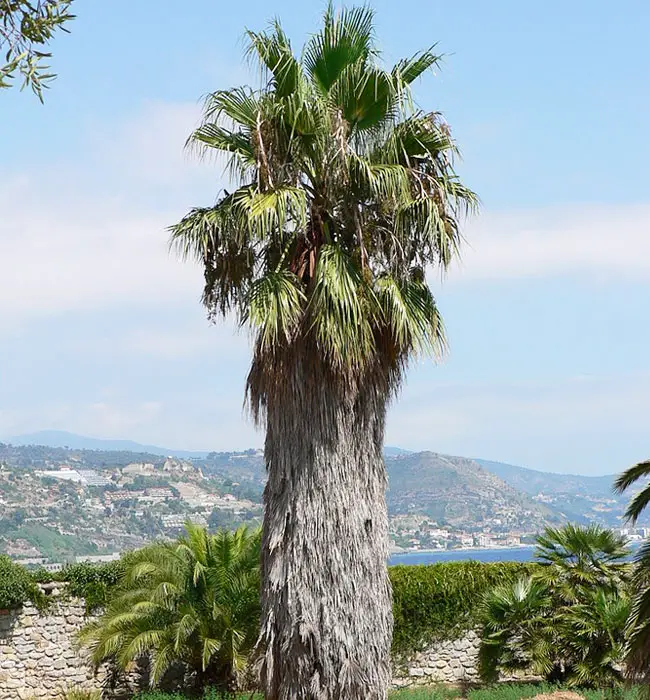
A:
[
  {"left": 80, "top": 524, "right": 261, "bottom": 692},
  {"left": 562, "top": 588, "right": 630, "bottom": 688},
  {"left": 534, "top": 523, "right": 630, "bottom": 602},
  {"left": 478, "top": 524, "right": 630, "bottom": 687},
  {"left": 479, "top": 577, "right": 554, "bottom": 683}
]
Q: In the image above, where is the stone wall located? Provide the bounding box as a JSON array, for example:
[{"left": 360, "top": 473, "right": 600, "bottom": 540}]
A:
[
  {"left": 0, "top": 598, "right": 101, "bottom": 700},
  {"left": 0, "top": 597, "right": 489, "bottom": 699},
  {"left": 392, "top": 630, "right": 481, "bottom": 688}
]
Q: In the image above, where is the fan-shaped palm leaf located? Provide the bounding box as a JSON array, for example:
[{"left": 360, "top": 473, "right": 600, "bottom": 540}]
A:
[{"left": 79, "top": 524, "right": 260, "bottom": 692}]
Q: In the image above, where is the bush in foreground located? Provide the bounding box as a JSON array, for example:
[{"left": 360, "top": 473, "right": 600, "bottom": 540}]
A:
[
  {"left": 390, "top": 561, "right": 536, "bottom": 657},
  {"left": 80, "top": 524, "right": 261, "bottom": 692},
  {"left": 0, "top": 555, "right": 43, "bottom": 610},
  {"left": 478, "top": 525, "right": 631, "bottom": 687}
]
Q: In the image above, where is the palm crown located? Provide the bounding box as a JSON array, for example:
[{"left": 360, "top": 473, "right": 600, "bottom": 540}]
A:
[{"left": 170, "top": 4, "right": 477, "bottom": 413}]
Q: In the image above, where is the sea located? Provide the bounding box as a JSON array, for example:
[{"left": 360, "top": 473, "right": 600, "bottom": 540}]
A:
[
  {"left": 388, "top": 546, "right": 535, "bottom": 566},
  {"left": 389, "top": 543, "right": 643, "bottom": 566}
]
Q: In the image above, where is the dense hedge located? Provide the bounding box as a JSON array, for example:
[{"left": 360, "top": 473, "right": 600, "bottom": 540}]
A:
[
  {"left": 1, "top": 554, "right": 535, "bottom": 657},
  {"left": 390, "top": 561, "right": 537, "bottom": 657},
  {"left": 0, "top": 555, "right": 44, "bottom": 610},
  {"left": 31, "top": 560, "right": 127, "bottom": 611}
]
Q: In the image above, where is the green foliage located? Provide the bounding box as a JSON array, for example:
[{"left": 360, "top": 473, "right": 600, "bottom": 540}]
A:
[
  {"left": 534, "top": 523, "right": 630, "bottom": 600},
  {"left": 129, "top": 684, "right": 643, "bottom": 700},
  {"left": 390, "top": 687, "right": 460, "bottom": 700},
  {"left": 615, "top": 460, "right": 650, "bottom": 685},
  {"left": 80, "top": 524, "right": 261, "bottom": 692},
  {"left": 466, "top": 684, "right": 640, "bottom": 700},
  {"left": 58, "top": 688, "right": 101, "bottom": 700},
  {"left": 478, "top": 525, "right": 631, "bottom": 687},
  {"left": 0, "top": 554, "right": 43, "bottom": 609},
  {"left": 614, "top": 460, "right": 650, "bottom": 525},
  {"left": 390, "top": 561, "right": 536, "bottom": 657},
  {"left": 0, "top": 522, "right": 98, "bottom": 561},
  {"left": 0, "top": 0, "right": 75, "bottom": 100},
  {"left": 58, "top": 560, "right": 125, "bottom": 611},
  {"left": 170, "top": 4, "right": 477, "bottom": 405}
]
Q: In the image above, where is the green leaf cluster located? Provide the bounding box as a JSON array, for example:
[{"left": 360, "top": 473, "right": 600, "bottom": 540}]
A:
[
  {"left": 478, "top": 525, "right": 632, "bottom": 688},
  {"left": 30, "top": 559, "right": 127, "bottom": 612},
  {"left": 389, "top": 561, "right": 536, "bottom": 658},
  {"left": 0, "top": 0, "right": 75, "bottom": 100},
  {"left": 79, "top": 524, "right": 261, "bottom": 693},
  {"left": 0, "top": 554, "right": 44, "bottom": 609},
  {"left": 170, "top": 4, "right": 478, "bottom": 412}
]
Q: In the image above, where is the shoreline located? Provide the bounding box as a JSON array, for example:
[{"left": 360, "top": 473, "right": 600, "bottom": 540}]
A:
[{"left": 390, "top": 544, "right": 534, "bottom": 556}]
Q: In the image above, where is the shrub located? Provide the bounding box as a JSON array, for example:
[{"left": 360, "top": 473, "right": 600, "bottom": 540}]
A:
[
  {"left": 31, "top": 559, "right": 126, "bottom": 612},
  {"left": 58, "top": 560, "right": 125, "bottom": 611},
  {"left": 80, "top": 525, "right": 261, "bottom": 692},
  {"left": 390, "top": 561, "right": 536, "bottom": 657},
  {"left": 58, "top": 688, "right": 101, "bottom": 700},
  {"left": 478, "top": 525, "right": 631, "bottom": 687},
  {"left": 0, "top": 555, "right": 44, "bottom": 610}
]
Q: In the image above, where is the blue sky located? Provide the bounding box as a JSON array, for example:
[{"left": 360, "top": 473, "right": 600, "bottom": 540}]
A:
[{"left": 1, "top": 0, "right": 649, "bottom": 474}]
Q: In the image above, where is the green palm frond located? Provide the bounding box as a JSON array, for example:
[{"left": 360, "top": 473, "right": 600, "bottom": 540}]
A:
[
  {"left": 614, "top": 460, "right": 650, "bottom": 493},
  {"left": 392, "top": 47, "right": 443, "bottom": 86},
  {"left": 246, "top": 21, "right": 301, "bottom": 97},
  {"left": 309, "top": 244, "right": 374, "bottom": 365},
  {"left": 304, "top": 4, "right": 376, "bottom": 93},
  {"left": 79, "top": 525, "right": 261, "bottom": 692},
  {"left": 615, "top": 461, "right": 650, "bottom": 523},
  {"left": 245, "top": 270, "right": 305, "bottom": 351},
  {"left": 170, "top": 4, "right": 477, "bottom": 410},
  {"left": 376, "top": 275, "right": 446, "bottom": 358},
  {"left": 201, "top": 87, "right": 260, "bottom": 129}
]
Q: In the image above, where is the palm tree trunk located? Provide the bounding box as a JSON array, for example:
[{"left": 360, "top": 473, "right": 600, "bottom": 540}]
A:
[{"left": 257, "top": 354, "right": 393, "bottom": 700}]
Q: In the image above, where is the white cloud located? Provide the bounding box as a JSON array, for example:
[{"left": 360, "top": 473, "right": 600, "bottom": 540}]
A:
[
  {"left": 0, "top": 101, "right": 220, "bottom": 327},
  {"left": 387, "top": 372, "right": 650, "bottom": 474},
  {"left": 449, "top": 203, "right": 650, "bottom": 282}
]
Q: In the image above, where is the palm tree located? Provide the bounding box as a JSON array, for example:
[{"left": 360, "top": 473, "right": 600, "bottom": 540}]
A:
[
  {"left": 562, "top": 588, "right": 630, "bottom": 688},
  {"left": 614, "top": 461, "right": 650, "bottom": 688},
  {"left": 80, "top": 524, "right": 261, "bottom": 692},
  {"left": 479, "top": 577, "right": 554, "bottom": 683},
  {"left": 534, "top": 524, "right": 630, "bottom": 602},
  {"left": 479, "top": 525, "right": 631, "bottom": 687},
  {"left": 614, "top": 460, "right": 650, "bottom": 525},
  {"left": 169, "top": 5, "right": 476, "bottom": 699}
]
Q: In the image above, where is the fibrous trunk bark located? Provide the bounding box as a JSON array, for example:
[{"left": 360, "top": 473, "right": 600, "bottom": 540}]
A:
[{"left": 258, "top": 354, "right": 393, "bottom": 700}]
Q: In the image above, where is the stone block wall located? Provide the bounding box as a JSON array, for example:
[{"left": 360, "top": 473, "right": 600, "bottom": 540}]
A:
[
  {"left": 392, "top": 630, "right": 481, "bottom": 688},
  {"left": 0, "top": 597, "right": 490, "bottom": 699},
  {"left": 0, "top": 599, "right": 101, "bottom": 700}
]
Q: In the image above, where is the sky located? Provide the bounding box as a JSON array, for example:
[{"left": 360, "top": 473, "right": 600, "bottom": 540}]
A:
[{"left": 1, "top": 0, "right": 649, "bottom": 475}]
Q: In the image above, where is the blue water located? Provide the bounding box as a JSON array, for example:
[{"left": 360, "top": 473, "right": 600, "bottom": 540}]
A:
[
  {"left": 388, "top": 546, "right": 536, "bottom": 566},
  {"left": 389, "top": 542, "right": 643, "bottom": 566}
]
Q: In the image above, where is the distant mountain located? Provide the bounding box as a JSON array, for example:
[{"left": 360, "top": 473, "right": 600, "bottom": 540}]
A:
[
  {"left": 474, "top": 459, "right": 615, "bottom": 497},
  {"left": 3, "top": 432, "right": 642, "bottom": 529},
  {"left": 475, "top": 458, "right": 642, "bottom": 527},
  {"left": 385, "top": 451, "right": 563, "bottom": 530},
  {"left": 7, "top": 432, "right": 408, "bottom": 461},
  {"left": 383, "top": 445, "right": 412, "bottom": 457},
  {"left": 7, "top": 431, "right": 209, "bottom": 459}
]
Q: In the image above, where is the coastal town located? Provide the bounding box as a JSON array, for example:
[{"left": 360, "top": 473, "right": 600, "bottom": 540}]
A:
[{"left": 1, "top": 442, "right": 646, "bottom": 568}]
